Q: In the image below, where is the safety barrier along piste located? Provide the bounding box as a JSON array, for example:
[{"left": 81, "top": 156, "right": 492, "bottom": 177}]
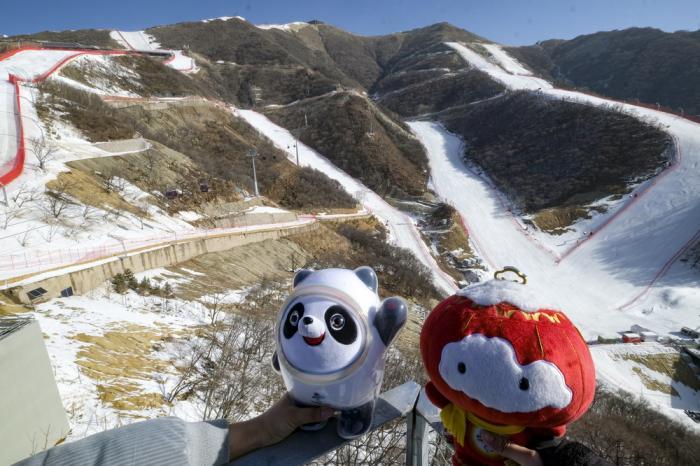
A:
[
  {"left": 0, "top": 218, "right": 316, "bottom": 279},
  {"left": 0, "top": 45, "right": 152, "bottom": 188},
  {"left": 0, "top": 74, "right": 24, "bottom": 187}
]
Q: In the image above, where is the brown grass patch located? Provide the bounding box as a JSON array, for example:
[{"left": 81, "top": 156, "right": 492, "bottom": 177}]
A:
[
  {"left": 530, "top": 206, "right": 587, "bottom": 233},
  {"left": 530, "top": 204, "right": 609, "bottom": 233},
  {"left": 630, "top": 367, "right": 680, "bottom": 396},
  {"left": 73, "top": 324, "right": 177, "bottom": 411},
  {"left": 0, "top": 293, "right": 31, "bottom": 315},
  {"left": 97, "top": 383, "right": 164, "bottom": 411},
  {"left": 47, "top": 169, "right": 146, "bottom": 216},
  {"left": 622, "top": 352, "right": 700, "bottom": 394},
  {"left": 172, "top": 239, "right": 310, "bottom": 301}
]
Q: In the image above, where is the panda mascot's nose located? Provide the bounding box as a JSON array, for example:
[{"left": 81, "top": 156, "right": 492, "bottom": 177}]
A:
[{"left": 298, "top": 315, "right": 326, "bottom": 346}]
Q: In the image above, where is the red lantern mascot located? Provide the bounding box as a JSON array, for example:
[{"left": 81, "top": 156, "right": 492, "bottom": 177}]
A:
[{"left": 420, "top": 272, "right": 595, "bottom": 465}]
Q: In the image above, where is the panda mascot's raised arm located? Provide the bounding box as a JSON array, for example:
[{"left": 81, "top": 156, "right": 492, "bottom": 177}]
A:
[{"left": 272, "top": 266, "right": 407, "bottom": 439}]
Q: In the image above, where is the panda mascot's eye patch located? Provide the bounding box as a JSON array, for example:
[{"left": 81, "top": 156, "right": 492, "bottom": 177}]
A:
[
  {"left": 325, "top": 305, "right": 357, "bottom": 345},
  {"left": 284, "top": 303, "right": 305, "bottom": 339}
]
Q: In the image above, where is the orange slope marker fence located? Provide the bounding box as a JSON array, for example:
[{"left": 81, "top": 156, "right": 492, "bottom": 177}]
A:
[{"left": 0, "top": 46, "right": 141, "bottom": 187}]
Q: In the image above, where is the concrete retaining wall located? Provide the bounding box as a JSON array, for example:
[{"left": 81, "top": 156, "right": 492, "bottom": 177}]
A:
[
  {"left": 104, "top": 96, "right": 212, "bottom": 110},
  {"left": 0, "top": 319, "right": 70, "bottom": 464},
  {"left": 214, "top": 212, "right": 298, "bottom": 229},
  {"left": 9, "top": 222, "right": 318, "bottom": 304}
]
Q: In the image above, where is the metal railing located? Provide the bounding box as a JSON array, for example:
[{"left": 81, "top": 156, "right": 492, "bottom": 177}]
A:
[
  {"left": 231, "top": 381, "right": 442, "bottom": 466},
  {"left": 0, "top": 316, "right": 31, "bottom": 340}
]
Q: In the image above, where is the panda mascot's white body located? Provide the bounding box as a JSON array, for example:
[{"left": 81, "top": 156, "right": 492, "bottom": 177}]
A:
[{"left": 272, "top": 267, "right": 407, "bottom": 439}]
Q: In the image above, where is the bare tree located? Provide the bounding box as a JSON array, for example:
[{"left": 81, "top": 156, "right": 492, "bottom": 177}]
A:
[
  {"left": 0, "top": 206, "right": 20, "bottom": 229},
  {"left": 40, "top": 222, "right": 61, "bottom": 242},
  {"left": 16, "top": 230, "right": 31, "bottom": 247},
  {"left": 103, "top": 174, "right": 126, "bottom": 194},
  {"left": 203, "top": 293, "right": 228, "bottom": 326},
  {"left": 40, "top": 179, "right": 74, "bottom": 220},
  {"left": 10, "top": 183, "right": 41, "bottom": 208},
  {"left": 143, "top": 150, "right": 159, "bottom": 173},
  {"left": 81, "top": 204, "right": 98, "bottom": 222},
  {"left": 30, "top": 136, "right": 58, "bottom": 170},
  {"left": 284, "top": 250, "right": 309, "bottom": 274},
  {"left": 160, "top": 281, "right": 285, "bottom": 422}
]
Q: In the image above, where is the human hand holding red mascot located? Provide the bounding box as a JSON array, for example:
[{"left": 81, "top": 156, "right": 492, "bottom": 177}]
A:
[{"left": 420, "top": 273, "right": 596, "bottom": 466}]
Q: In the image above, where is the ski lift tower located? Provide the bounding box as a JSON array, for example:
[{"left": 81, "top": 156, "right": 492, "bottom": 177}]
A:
[
  {"left": 247, "top": 148, "right": 260, "bottom": 197},
  {"left": 288, "top": 129, "right": 301, "bottom": 166}
]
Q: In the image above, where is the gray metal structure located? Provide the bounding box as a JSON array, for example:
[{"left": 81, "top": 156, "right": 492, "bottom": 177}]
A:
[
  {"left": 0, "top": 318, "right": 70, "bottom": 465},
  {"left": 247, "top": 148, "right": 260, "bottom": 197},
  {"left": 231, "top": 381, "right": 441, "bottom": 466}
]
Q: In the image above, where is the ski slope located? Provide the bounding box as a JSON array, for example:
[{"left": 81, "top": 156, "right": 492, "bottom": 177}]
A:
[
  {"left": 408, "top": 43, "right": 700, "bottom": 339},
  {"left": 481, "top": 43, "right": 534, "bottom": 76},
  {"left": 0, "top": 49, "right": 101, "bottom": 186},
  {"left": 413, "top": 43, "right": 700, "bottom": 427},
  {"left": 236, "top": 109, "right": 458, "bottom": 295},
  {"left": 110, "top": 30, "right": 197, "bottom": 72},
  {"left": 0, "top": 79, "right": 17, "bottom": 172}
]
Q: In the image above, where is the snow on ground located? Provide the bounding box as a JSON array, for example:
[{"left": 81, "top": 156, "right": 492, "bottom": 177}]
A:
[
  {"left": 176, "top": 210, "right": 203, "bottom": 222},
  {"left": 0, "top": 47, "right": 220, "bottom": 283},
  {"left": 0, "top": 49, "right": 83, "bottom": 170},
  {"left": 409, "top": 121, "right": 700, "bottom": 339},
  {"left": 201, "top": 16, "right": 245, "bottom": 23},
  {"left": 236, "top": 108, "right": 457, "bottom": 295},
  {"left": 591, "top": 343, "right": 700, "bottom": 431},
  {"left": 165, "top": 50, "right": 197, "bottom": 72},
  {"left": 198, "top": 289, "right": 248, "bottom": 305},
  {"left": 256, "top": 22, "right": 310, "bottom": 32},
  {"left": 0, "top": 79, "right": 17, "bottom": 170},
  {"left": 481, "top": 43, "right": 534, "bottom": 76},
  {"left": 28, "top": 276, "right": 245, "bottom": 440},
  {"left": 445, "top": 42, "right": 551, "bottom": 91},
  {"left": 433, "top": 42, "right": 700, "bottom": 332},
  {"left": 412, "top": 119, "right": 700, "bottom": 425},
  {"left": 0, "top": 49, "right": 80, "bottom": 82},
  {"left": 50, "top": 54, "right": 141, "bottom": 97},
  {"left": 0, "top": 166, "right": 201, "bottom": 281},
  {"left": 245, "top": 205, "right": 290, "bottom": 214},
  {"left": 110, "top": 30, "right": 198, "bottom": 73},
  {"left": 109, "top": 30, "right": 161, "bottom": 52}
]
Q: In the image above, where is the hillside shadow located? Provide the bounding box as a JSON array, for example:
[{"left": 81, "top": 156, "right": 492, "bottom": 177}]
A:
[{"left": 586, "top": 200, "right": 700, "bottom": 288}]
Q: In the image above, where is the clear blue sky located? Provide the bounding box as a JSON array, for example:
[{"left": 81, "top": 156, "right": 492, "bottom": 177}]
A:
[{"left": 2, "top": 0, "right": 699, "bottom": 45}]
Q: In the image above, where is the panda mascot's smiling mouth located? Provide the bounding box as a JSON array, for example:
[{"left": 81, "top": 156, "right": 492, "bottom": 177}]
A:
[{"left": 303, "top": 333, "right": 326, "bottom": 346}]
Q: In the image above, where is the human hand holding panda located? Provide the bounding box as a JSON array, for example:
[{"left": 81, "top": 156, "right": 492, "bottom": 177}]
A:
[{"left": 272, "top": 266, "right": 408, "bottom": 439}]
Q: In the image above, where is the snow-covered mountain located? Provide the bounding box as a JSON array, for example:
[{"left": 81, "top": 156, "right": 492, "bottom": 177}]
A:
[{"left": 1, "top": 17, "right": 699, "bottom": 460}]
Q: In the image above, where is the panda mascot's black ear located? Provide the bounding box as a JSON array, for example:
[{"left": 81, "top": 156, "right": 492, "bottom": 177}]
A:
[
  {"left": 374, "top": 297, "right": 407, "bottom": 346},
  {"left": 271, "top": 351, "right": 281, "bottom": 373},
  {"left": 354, "top": 266, "right": 378, "bottom": 294},
  {"left": 293, "top": 269, "right": 313, "bottom": 288}
]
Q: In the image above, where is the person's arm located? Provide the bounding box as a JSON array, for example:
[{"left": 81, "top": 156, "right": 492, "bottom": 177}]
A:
[
  {"left": 480, "top": 431, "right": 543, "bottom": 466},
  {"left": 228, "top": 393, "right": 334, "bottom": 461},
  {"left": 17, "top": 394, "right": 333, "bottom": 466}
]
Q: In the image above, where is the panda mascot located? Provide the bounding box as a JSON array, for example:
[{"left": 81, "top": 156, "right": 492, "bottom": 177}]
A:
[{"left": 272, "top": 266, "right": 407, "bottom": 439}]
